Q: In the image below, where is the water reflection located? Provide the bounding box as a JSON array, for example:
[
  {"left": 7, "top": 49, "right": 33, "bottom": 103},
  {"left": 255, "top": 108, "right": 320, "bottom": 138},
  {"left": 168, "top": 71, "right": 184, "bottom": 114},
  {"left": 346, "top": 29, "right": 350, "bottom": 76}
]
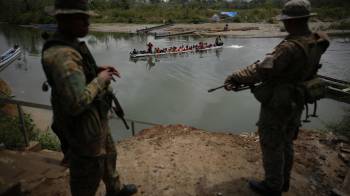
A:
[
  {"left": 1, "top": 24, "right": 349, "bottom": 136},
  {"left": 0, "top": 24, "right": 43, "bottom": 56}
]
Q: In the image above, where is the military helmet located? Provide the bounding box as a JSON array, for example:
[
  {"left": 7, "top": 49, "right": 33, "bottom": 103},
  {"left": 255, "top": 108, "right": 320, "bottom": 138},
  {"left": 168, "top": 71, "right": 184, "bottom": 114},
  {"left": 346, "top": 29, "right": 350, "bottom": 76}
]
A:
[
  {"left": 46, "top": 0, "right": 97, "bottom": 16},
  {"left": 277, "top": 0, "right": 316, "bottom": 21}
]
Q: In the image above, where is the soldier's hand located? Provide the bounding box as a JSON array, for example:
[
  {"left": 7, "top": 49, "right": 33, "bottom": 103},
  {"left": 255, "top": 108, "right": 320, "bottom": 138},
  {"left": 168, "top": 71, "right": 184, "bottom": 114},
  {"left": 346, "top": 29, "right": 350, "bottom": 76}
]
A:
[
  {"left": 98, "top": 69, "right": 116, "bottom": 85},
  {"left": 224, "top": 75, "right": 238, "bottom": 91},
  {"left": 98, "top": 65, "right": 121, "bottom": 78},
  {"left": 224, "top": 83, "right": 237, "bottom": 91}
]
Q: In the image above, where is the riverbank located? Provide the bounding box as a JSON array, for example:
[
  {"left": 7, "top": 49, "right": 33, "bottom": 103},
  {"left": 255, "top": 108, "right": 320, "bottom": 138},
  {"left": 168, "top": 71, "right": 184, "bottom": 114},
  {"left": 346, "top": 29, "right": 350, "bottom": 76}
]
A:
[
  {"left": 89, "top": 22, "right": 350, "bottom": 37},
  {"left": 2, "top": 124, "right": 349, "bottom": 195}
]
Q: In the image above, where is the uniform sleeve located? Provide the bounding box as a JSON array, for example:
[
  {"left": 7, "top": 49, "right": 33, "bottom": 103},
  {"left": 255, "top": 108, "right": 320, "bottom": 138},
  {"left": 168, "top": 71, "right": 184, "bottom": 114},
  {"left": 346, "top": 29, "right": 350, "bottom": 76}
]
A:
[
  {"left": 229, "top": 62, "right": 261, "bottom": 85},
  {"left": 267, "top": 41, "right": 296, "bottom": 78},
  {"left": 230, "top": 41, "right": 298, "bottom": 84},
  {"left": 43, "top": 46, "right": 107, "bottom": 116}
]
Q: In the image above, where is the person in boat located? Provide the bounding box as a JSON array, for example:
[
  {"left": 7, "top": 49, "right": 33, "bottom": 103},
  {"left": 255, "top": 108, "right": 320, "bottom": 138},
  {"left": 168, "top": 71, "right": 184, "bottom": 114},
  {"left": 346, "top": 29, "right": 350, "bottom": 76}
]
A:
[
  {"left": 41, "top": 0, "right": 138, "bottom": 195},
  {"left": 203, "top": 42, "right": 208, "bottom": 49},
  {"left": 132, "top": 48, "right": 138, "bottom": 54},
  {"left": 224, "top": 1, "right": 329, "bottom": 195},
  {"left": 147, "top": 42, "right": 153, "bottom": 53},
  {"left": 224, "top": 23, "right": 229, "bottom": 31},
  {"left": 215, "top": 36, "right": 223, "bottom": 46},
  {"left": 198, "top": 42, "right": 204, "bottom": 49}
]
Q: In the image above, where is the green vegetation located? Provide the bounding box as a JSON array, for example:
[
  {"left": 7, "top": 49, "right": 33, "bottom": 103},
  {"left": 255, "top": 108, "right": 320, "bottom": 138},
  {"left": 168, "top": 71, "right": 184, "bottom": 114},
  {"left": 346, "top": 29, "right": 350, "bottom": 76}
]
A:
[
  {"left": 0, "top": 113, "right": 38, "bottom": 149},
  {"left": 36, "top": 131, "right": 60, "bottom": 151},
  {"left": 0, "top": 112, "right": 60, "bottom": 151},
  {"left": 0, "top": 0, "right": 349, "bottom": 25}
]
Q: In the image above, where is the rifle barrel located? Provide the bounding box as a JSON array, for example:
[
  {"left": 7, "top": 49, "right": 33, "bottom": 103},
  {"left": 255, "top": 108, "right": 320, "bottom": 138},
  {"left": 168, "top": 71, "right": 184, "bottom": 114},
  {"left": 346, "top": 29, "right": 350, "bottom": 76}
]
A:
[
  {"left": 318, "top": 75, "right": 350, "bottom": 85},
  {"left": 208, "top": 85, "right": 227, "bottom": 93}
]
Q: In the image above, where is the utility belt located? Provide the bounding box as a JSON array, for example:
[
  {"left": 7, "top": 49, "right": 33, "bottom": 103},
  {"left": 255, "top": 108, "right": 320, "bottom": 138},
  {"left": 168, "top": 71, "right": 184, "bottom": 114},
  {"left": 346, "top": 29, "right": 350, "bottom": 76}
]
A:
[
  {"left": 252, "top": 77, "right": 327, "bottom": 122},
  {"left": 299, "top": 76, "right": 327, "bottom": 123}
]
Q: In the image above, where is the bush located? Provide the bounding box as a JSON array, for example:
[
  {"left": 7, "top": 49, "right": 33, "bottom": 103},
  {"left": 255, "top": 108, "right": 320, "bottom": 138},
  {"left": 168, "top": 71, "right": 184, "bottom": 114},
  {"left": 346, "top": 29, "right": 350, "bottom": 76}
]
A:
[
  {"left": 0, "top": 112, "right": 60, "bottom": 151},
  {"left": 0, "top": 113, "right": 37, "bottom": 149},
  {"left": 36, "top": 131, "right": 60, "bottom": 151}
]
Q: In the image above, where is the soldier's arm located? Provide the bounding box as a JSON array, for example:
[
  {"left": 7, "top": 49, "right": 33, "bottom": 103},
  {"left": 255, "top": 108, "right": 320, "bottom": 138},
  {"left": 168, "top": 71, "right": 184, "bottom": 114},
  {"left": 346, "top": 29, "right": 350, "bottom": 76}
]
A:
[
  {"left": 43, "top": 46, "right": 107, "bottom": 115},
  {"left": 227, "top": 61, "right": 262, "bottom": 85},
  {"left": 264, "top": 41, "right": 298, "bottom": 79},
  {"left": 227, "top": 41, "right": 297, "bottom": 85}
]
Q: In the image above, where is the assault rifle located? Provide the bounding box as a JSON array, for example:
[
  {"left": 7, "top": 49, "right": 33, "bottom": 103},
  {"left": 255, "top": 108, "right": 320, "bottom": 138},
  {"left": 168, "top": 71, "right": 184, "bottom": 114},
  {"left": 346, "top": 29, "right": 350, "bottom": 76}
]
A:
[{"left": 108, "top": 92, "right": 130, "bottom": 130}]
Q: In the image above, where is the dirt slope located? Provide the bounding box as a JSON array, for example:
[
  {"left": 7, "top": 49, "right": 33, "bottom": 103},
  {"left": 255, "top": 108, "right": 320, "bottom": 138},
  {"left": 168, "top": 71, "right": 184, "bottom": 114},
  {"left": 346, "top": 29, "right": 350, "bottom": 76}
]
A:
[{"left": 27, "top": 125, "right": 348, "bottom": 196}]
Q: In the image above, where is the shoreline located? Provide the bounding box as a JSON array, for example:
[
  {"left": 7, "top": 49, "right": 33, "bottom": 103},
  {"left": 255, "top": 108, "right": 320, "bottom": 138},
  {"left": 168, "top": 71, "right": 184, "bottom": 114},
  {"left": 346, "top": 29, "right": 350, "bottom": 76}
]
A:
[
  {"left": 89, "top": 22, "right": 350, "bottom": 38},
  {"left": 13, "top": 22, "right": 350, "bottom": 38}
]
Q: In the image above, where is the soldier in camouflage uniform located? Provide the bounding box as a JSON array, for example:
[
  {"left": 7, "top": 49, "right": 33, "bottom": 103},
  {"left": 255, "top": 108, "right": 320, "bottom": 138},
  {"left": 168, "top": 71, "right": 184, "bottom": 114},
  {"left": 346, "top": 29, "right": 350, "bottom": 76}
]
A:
[
  {"left": 224, "top": 0, "right": 329, "bottom": 195},
  {"left": 41, "top": 0, "right": 137, "bottom": 195}
]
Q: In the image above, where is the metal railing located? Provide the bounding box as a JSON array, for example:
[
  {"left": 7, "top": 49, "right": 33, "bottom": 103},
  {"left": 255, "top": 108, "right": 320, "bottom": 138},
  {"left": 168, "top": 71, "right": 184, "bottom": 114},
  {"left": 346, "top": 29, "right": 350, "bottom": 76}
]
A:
[{"left": 0, "top": 97, "right": 160, "bottom": 147}]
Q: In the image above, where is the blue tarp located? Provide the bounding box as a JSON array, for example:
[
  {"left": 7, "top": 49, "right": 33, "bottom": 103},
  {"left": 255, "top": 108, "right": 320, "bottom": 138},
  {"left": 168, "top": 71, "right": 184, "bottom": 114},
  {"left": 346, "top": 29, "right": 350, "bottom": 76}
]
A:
[{"left": 220, "top": 12, "right": 238, "bottom": 18}]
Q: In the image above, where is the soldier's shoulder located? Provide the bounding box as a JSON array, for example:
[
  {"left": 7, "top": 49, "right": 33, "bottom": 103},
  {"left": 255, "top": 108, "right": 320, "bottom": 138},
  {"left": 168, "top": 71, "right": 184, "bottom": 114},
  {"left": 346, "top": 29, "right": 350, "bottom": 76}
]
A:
[
  {"left": 43, "top": 45, "right": 82, "bottom": 65},
  {"left": 277, "top": 39, "right": 300, "bottom": 50},
  {"left": 273, "top": 39, "right": 300, "bottom": 56},
  {"left": 43, "top": 45, "right": 81, "bottom": 59}
]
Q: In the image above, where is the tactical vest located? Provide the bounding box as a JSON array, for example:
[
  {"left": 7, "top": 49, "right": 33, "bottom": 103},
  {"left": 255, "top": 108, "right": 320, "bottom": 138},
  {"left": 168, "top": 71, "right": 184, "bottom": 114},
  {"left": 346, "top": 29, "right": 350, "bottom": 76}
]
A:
[
  {"left": 288, "top": 32, "right": 330, "bottom": 122},
  {"left": 42, "top": 33, "right": 98, "bottom": 87},
  {"left": 253, "top": 32, "right": 329, "bottom": 112},
  {"left": 287, "top": 32, "right": 329, "bottom": 82}
]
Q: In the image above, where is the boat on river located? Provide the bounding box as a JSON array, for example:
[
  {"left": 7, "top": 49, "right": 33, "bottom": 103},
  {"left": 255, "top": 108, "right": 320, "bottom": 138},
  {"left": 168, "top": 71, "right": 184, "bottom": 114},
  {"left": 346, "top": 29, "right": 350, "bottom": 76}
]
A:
[
  {"left": 130, "top": 45, "right": 223, "bottom": 58},
  {"left": 0, "top": 46, "right": 21, "bottom": 69}
]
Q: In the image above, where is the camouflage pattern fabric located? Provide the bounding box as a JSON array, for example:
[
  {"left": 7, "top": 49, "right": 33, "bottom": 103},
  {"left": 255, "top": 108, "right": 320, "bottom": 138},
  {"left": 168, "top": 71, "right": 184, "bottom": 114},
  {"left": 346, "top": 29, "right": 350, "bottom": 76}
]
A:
[
  {"left": 42, "top": 42, "right": 109, "bottom": 156},
  {"left": 42, "top": 33, "right": 120, "bottom": 195},
  {"left": 227, "top": 32, "right": 329, "bottom": 191},
  {"left": 70, "top": 134, "right": 120, "bottom": 196}
]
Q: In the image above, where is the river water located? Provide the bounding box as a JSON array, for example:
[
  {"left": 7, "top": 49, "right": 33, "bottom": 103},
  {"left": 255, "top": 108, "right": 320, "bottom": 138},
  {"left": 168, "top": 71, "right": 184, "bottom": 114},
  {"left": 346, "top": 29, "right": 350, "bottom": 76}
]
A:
[{"left": 0, "top": 24, "right": 349, "bottom": 139}]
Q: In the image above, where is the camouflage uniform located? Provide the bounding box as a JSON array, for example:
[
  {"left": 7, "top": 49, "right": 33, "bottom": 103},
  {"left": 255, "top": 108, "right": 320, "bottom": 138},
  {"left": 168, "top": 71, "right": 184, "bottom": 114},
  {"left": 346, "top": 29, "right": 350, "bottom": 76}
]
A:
[
  {"left": 226, "top": 32, "right": 329, "bottom": 191},
  {"left": 42, "top": 33, "right": 121, "bottom": 196}
]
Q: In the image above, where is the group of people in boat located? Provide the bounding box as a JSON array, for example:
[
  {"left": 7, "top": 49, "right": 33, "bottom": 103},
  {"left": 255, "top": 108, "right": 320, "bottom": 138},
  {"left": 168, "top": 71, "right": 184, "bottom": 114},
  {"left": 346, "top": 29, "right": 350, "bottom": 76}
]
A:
[{"left": 130, "top": 36, "right": 223, "bottom": 55}]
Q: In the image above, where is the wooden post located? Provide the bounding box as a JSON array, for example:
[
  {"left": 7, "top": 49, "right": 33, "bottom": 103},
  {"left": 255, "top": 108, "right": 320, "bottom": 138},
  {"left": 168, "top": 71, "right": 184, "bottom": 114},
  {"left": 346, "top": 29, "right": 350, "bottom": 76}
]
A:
[
  {"left": 17, "top": 104, "right": 29, "bottom": 147},
  {"left": 131, "top": 121, "right": 135, "bottom": 136}
]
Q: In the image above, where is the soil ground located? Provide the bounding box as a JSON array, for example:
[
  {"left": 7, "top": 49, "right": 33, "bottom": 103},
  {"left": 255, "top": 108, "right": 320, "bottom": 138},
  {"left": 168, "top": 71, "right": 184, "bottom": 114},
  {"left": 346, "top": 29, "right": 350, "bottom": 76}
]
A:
[{"left": 5, "top": 124, "right": 346, "bottom": 196}]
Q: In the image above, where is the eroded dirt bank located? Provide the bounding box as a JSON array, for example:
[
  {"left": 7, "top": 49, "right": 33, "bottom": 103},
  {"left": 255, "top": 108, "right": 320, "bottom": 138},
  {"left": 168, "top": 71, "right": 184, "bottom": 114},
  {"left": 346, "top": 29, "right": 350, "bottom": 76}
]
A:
[{"left": 28, "top": 124, "right": 348, "bottom": 196}]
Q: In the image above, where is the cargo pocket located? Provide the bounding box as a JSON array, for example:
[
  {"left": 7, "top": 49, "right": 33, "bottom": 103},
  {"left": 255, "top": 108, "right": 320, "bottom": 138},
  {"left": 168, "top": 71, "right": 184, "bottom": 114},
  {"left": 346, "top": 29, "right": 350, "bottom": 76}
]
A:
[
  {"left": 252, "top": 83, "right": 274, "bottom": 105},
  {"left": 76, "top": 107, "right": 103, "bottom": 143}
]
